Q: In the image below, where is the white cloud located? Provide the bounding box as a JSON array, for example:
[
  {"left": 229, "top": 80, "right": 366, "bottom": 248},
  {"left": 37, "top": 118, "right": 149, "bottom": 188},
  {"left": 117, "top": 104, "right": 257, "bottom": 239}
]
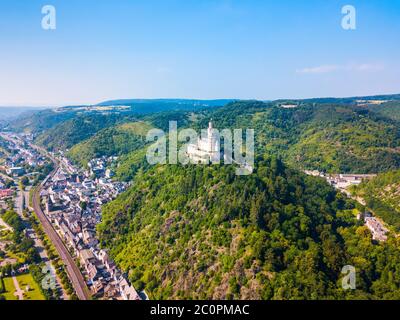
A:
[
  {"left": 296, "top": 65, "right": 339, "bottom": 74},
  {"left": 296, "top": 63, "right": 384, "bottom": 74},
  {"left": 354, "top": 63, "right": 384, "bottom": 72}
]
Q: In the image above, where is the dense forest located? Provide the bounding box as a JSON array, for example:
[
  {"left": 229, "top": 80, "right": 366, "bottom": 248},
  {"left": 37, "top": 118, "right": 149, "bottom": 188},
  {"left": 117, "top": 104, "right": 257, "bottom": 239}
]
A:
[{"left": 98, "top": 157, "right": 400, "bottom": 299}]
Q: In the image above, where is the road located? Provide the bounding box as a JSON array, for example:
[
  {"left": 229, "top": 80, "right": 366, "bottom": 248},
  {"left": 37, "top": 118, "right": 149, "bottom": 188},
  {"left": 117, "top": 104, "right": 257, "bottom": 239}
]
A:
[
  {"left": 14, "top": 186, "right": 24, "bottom": 217},
  {"left": 31, "top": 154, "right": 91, "bottom": 300},
  {"left": 3, "top": 169, "right": 69, "bottom": 300},
  {"left": 26, "top": 226, "right": 69, "bottom": 300},
  {"left": 14, "top": 185, "right": 69, "bottom": 300}
]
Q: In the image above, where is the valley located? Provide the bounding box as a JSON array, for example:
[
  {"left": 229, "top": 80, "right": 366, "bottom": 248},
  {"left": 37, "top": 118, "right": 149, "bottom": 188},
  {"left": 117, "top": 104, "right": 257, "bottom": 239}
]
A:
[{"left": 1, "top": 95, "right": 400, "bottom": 300}]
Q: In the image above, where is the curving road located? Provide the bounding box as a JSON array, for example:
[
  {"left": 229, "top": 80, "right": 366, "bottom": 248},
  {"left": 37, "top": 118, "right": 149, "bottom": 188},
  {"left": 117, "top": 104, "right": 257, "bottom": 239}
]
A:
[{"left": 31, "top": 156, "right": 91, "bottom": 300}]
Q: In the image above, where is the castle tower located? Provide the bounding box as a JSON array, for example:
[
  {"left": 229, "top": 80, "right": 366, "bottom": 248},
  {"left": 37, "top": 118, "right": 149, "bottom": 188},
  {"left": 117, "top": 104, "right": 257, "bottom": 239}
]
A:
[
  {"left": 208, "top": 121, "right": 214, "bottom": 152},
  {"left": 187, "top": 120, "right": 220, "bottom": 164}
]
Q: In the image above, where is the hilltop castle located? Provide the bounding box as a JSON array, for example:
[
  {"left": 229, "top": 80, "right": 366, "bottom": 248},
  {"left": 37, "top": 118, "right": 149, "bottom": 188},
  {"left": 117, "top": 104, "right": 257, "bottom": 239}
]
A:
[{"left": 187, "top": 121, "right": 220, "bottom": 164}]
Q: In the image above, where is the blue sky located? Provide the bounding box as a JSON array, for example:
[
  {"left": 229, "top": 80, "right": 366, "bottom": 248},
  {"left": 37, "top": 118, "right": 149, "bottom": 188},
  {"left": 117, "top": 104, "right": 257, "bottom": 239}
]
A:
[{"left": 0, "top": 0, "right": 399, "bottom": 106}]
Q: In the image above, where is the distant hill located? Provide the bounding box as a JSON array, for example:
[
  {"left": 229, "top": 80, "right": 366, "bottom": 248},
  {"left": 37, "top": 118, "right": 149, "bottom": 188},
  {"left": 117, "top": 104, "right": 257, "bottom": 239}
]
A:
[
  {"left": 140, "top": 101, "right": 400, "bottom": 173},
  {"left": 199, "top": 101, "right": 400, "bottom": 174},
  {"left": 96, "top": 99, "right": 235, "bottom": 114},
  {"left": 0, "top": 107, "right": 48, "bottom": 120},
  {"left": 4, "top": 99, "right": 233, "bottom": 136},
  {"left": 279, "top": 93, "right": 400, "bottom": 105},
  {"left": 366, "top": 101, "right": 400, "bottom": 121},
  {"left": 34, "top": 108, "right": 198, "bottom": 161},
  {"left": 68, "top": 121, "right": 153, "bottom": 167},
  {"left": 34, "top": 113, "right": 139, "bottom": 151},
  {"left": 97, "top": 98, "right": 235, "bottom": 106},
  {"left": 67, "top": 110, "right": 195, "bottom": 177},
  {"left": 87, "top": 100, "right": 400, "bottom": 182},
  {"left": 7, "top": 95, "right": 400, "bottom": 176},
  {"left": 3, "top": 109, "right": 77, "bottom": 134}
]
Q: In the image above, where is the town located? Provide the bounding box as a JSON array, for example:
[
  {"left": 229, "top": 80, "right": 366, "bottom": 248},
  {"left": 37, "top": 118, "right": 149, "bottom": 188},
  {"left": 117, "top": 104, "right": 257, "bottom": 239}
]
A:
[
  {"left": 42, "top": 153, "right": 147, "bottom": 299},
  {"left": 0, "top": 132, "right": 146, "bottom": 300},
  {"left": 304, "top": 170, "right": 389, "bottom": 242}
]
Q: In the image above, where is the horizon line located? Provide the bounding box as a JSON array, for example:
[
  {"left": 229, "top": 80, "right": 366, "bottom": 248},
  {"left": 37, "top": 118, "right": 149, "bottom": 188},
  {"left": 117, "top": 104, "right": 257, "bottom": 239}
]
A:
[{"left": 1, "top": 91, "right": 399, "bottom": 109}]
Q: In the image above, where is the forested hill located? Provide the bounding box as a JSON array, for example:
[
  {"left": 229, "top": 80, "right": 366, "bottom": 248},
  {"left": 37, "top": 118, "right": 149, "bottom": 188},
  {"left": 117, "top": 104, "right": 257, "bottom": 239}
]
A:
[
  {"left": 34, "top": 113, "right": 139, "bottom": 151},
  {"left": 292, "top": 93, "right": 400, "bottom": 105},
  {"left": 108, "top": 101, "right": 400, "bottom": 181},
  {"left": 6, "top": 98, "right": 400, "bottom": 175},
  {"left": 367, "top": 100, "right": 400, "bottom": 121},
  {"left": 3, "top": 109, "right": 77, "bottom": 134},
  {"left": 200, "top": 101, "right": 400, "bottom": 174},
  {"left": 98, "top": 157, "right": 400, "bottom": 300},
  {"left": 3, "top": 99, "right": 230, "bottom": 151},
  {"left": 0, "top": 107, "right": 47, "bottom": 120},
  {"left": 68, "top": 121, "right": 153, "bottom": 167}
]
